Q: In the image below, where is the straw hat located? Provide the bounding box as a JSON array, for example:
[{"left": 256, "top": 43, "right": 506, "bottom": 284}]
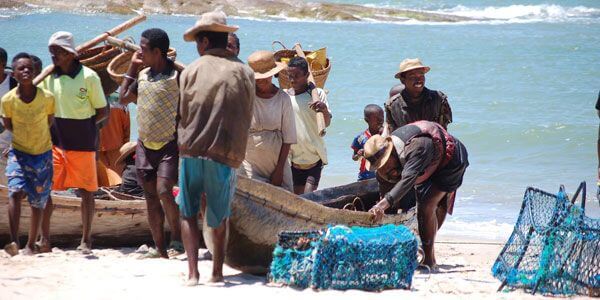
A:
[
  {"left": 394, "top": 58, "right": 430, "bottom": 79},
  {"left": 183, "top": 11, "right": 239, "bottom": 42},
  {"left": 247, "top": 50, "right": 286, "bottom": 79},
  {"left": 115, "top": 141, "right": 137, "bottom": 166},
  {"left": 363, "top": 134, "right": 394, "bottom": 171}
]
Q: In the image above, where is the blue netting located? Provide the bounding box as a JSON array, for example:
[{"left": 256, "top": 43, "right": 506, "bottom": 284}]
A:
[
  {"left": 270, "top": 224, "right": 418, "bottom": 291},
  {"left": 492, "top": 183, "right": 600, "bottom": 296}
]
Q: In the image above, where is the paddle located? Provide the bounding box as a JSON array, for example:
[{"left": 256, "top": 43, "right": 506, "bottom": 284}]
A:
[
  {"left": 293, "top": 43, "right": 327, "bottom": 137},
  {"left": 33, "top": 14, "right": 147, "bottom": 85},
  {"left": 105, "top": 36, "right": 186, "bottom": 71}
]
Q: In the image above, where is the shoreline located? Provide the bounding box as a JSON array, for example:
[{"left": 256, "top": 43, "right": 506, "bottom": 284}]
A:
[{"left": 2, "top": 0, "right": 474, "bottom": 23}]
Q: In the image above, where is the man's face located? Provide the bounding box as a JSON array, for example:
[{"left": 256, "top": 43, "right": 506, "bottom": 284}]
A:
[
  {"left": 195, "top": 35, "right": 209, "bottom": 56},
  {"left": 227, "top": 35, "right": 239, "bottom": 56},
  {"left": 139, "top": 37, "right": 164, "bottom": 66},
  {"left": 49, "top": 45, "right": 75, "bottom": 69},
  {"left": 377, "top": 149, "right": 401, "bottom": 183},
  {"left": 401, "top": 68, "right": 426, "bottom": 96},
  {"left": 287, "top": 67, "right": 308, "bottom": 92},
  {"left": 12, "top": 58, "right": 34, "bottom": 84}
]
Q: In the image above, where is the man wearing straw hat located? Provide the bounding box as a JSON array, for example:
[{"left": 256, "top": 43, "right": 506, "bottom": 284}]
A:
[
  {"left": 178, "top": 11, "right": 255, "bottom": 285},
  {"left": 364, "top": 120, "right": 469, "bottom": 269},
  {"left": 385, "top": 58, "right": 452, "bottom": 131},
  {"left": 41, "top": 31, "right": 107, "bottom": 254}
]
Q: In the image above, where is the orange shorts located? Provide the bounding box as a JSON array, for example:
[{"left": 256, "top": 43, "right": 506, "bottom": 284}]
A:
[{"left": 52, "top": 146, "right": 98, "bottom": 192}]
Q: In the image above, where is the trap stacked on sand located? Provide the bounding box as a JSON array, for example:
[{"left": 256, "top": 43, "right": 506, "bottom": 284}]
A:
[
  {"left": 492, "top": 182, "right": 600, "bottom": 296},
  {"left": 270, "top": 224, "right": 418, "bottom": 291}
]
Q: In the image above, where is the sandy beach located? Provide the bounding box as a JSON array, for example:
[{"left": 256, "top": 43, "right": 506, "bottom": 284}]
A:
[{"left": 0, "top": 234, "right": 585, "bottom": 300}]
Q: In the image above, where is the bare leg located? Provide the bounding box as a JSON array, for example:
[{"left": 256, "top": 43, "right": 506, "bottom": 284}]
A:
[
  {"left": 24, "top": 206, "right": 43, "bottom": 255},
  {"left": 157, "top": 177, "right": 181, "bottom": 243},
  {"left": 7, "top": 191, "right": 24, "bottom": 247},
  {"left": 293, "top": 185, "right": 305, "bottom": 195},
  {"left": 38, "top": 196, "right": 53, "bottom": 252},
  {"left": 142, "top": 178, "right": 168, "bottom": 258},
  {"left": 208, "top": 219, "right": 228, "bottom": 283},
  {"left": 436, "top": 197, "right": 448, "bottom": 229},
  {"left": 181, "top": 216, "right": 200, "bottom": 285},
  {"left": 417, "top": 185, "right": 447, "bottom": 268},
  {"left": 303, "top": 182, "right": 318, "bottom": 194},
  {"left": 79, "top": 189, "right": 95, "bottom": 252}
]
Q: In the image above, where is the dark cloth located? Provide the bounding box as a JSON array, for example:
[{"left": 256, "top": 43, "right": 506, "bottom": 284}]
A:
[
  {"left": 51, "top": 117, "right": 98, "bottom": 151},
  {"left": 596, "top": 91, "right": 600, "bottom": 110},
  {"left": 381, "top": 136, "right": 468, "bottom": 209},
  {"left": 115, "top": 164, "right": 144, "bottom": 197},
  {"left": 385, "top": 87, "right": 452, "bottom": 131},
  {"left": 177, "top": 48, "right": 255, "bottom": 168},
  {"left": 292, "top": 160, "right": 323, "bottom": 187},
  {"left": 377, "top": 172, "right": 417, "bottom": 211},
  {"left": 135, "top": 139, "right": 179, "bottom": 182},
  {"left": 9, "top": 76, "right": 17, "bottom": 89}
]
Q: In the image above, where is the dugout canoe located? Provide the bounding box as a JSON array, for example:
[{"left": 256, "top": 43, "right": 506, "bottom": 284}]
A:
[
  {"left": 203, "top": 176, "right": 417, "bottom": 275},
  {"left": 0, "top": 185, "right": 153, "bottom": 247}
]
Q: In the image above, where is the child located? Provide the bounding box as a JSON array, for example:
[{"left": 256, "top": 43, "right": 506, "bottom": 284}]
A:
[
  {"left": 351, "top": 104, "right": 384, "bottom": 181},
  {"left": 1, "top": 53, "right": 55, "bottom": 255}
]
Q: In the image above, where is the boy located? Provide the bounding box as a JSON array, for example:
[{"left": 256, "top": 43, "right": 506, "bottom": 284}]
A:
[
  {"left": 120, "top": 28, "right": 182, "bottom": 258},
  {"left": 41, "top": 31, "right": 107, "bottom": 253},
  {"left": 286, "top": 56, "right": 331, "bottom": 194},
  {"left": 351, "top": 104, "right": 384, "bottom": 181},
  {"left": 2, "top": 53, "right": 55, "bottom": 256}
]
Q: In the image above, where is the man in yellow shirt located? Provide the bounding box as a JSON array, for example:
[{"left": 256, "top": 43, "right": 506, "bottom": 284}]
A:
[
  {"left": 41, "top": 31, "right": 107, "bottom": 254},
  {"left": 1, "top": 53, "right": 55, "bottom": 256}
]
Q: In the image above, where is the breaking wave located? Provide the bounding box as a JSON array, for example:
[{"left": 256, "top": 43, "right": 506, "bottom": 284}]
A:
[{"left": 439, "top": 4, "right": 600, "bottom": 23}]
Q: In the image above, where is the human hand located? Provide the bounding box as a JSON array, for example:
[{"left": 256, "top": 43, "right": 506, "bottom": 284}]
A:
[
  {"left": 270, "top": 168, "right": 284, "bottom": 187},
  {"left": 357, "top": 149, "right": 364, "bottom": 157},
  {"left": 2, "top": 148, "right": 9, "bottom": 158},
  {"left": 368, "top": 198, "right": 390, "bottom": 222},
  {"left": 309, "top": 100, "right": 327, "bottom": 113},
  {"left": 130, "top": 50, "right": 143, "bottom": 66}
]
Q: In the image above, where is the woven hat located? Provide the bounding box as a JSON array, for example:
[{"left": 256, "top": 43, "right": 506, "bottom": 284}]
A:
[
  {"left": 183, "top": 11, "right": 239, "bottom": 42},
  {"left": 363, "top": 134, "right": 394, "bottom": 171},
  {"left": 248, "top": 50, "right": 286, "bottom": 79},
  {"left": 48, "top": 31, "right": 78, "bottom": 55},
  {"left": 115, "top": 141, "right": 137, "bottom": 166},
  {"left": 394, "top": 58, "right": 430, "bottom": 79}
]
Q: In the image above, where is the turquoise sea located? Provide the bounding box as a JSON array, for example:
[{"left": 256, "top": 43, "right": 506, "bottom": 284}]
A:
[{"left": 1, "top": 1, "right": 599, "bottom": 239}]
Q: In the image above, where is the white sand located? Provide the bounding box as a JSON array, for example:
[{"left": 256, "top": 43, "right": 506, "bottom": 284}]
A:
[{"left": 0, "top": 238, "right": 587, "bottom": 300}]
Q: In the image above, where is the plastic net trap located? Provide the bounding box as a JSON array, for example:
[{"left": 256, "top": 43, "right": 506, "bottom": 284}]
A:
[
  {"left": 492, "top": 182, "right": 600, "bottom": 296},
  {"left": 269, "top": 224, "right": 418, "bottom": 291}
]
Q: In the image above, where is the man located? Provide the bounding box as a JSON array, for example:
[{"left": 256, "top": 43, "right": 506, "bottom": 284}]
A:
[
  {"left": 227, "top": 32, "right": 240, "bottom": 57},
  {"left": 365, "top": 121, "right": 469, "bottom": 269},
  {"left": 385, "top": 58, "right": 452, "bottom": 131},
  {"left": 119, "top": 28, "right": 182, "bottom": 258},
  {"left": 0, "top": 47, "right": 18, "bottom": 98},
  {"left": 40, "top": 31, "right": 107, "bottom": 254},
  {"left": 286, "top": 57, "right": 331, "bottom": 194},
  {"left": 178, "top": 11, "right": 254, "bottom": 285}
]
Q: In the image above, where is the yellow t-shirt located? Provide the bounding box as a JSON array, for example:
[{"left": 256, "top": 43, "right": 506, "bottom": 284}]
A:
[{"left": 1, "top": 87, "right": 55, "bottom": 155}]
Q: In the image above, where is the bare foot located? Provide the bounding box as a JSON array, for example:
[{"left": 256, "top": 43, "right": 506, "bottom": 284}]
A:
[
  {"left": 35, "top": 241, "right": 52, "bottom": 253},
  {"left": 21, "top": 246, "right": 35, "bottom": 256},
  {"left": 185, "top": 273, "right": 199, "bottom": 287},
  {"left": 4, "top": 242, "right": 19, "bottom": 256},
  {"left": 208, "top": 274, "right": 224, "bottom": 283},
  {"left": 77, "top": 242, "right": 92, "bottom": 255}
]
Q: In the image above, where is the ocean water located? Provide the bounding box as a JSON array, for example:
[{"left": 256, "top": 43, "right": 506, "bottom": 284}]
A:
[{"left": 1, "top": 1, "right": 599, "bottom": 240}]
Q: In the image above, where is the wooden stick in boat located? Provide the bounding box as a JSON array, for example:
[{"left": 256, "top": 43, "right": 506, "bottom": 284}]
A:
[
  {"left": 293, "top": 43, "right": 327, "bottom": 137},
  {"left": 33, "top": 14, "right": 147, "bottom": 85},
  {"left": 105, "top": 36, "right": 186, "bottom": 71}
]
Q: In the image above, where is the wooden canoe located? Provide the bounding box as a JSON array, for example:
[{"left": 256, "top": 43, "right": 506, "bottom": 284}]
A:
[
  {"left": 202, "top": 176, "right": 417, "bottom": 275},
  {"left": 0, "top": 185, "right": 153, "bottom": 247}
]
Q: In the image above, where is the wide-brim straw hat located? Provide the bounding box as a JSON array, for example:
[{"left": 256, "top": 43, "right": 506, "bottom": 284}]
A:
[
  {"left": 394, "top": 58, "right": 430, "bottom": 79},
  {"left": 248, "top": 50, "right": 286, "bottom": 79},
  {"left": 183, "top": 11, "right": 239, "bottom": 42},
  {"left": 115, "top": 141, "right": 137, "bottom": 166},
  {"left": 363, "top": 134, "right": 394, "bottom": 172}
]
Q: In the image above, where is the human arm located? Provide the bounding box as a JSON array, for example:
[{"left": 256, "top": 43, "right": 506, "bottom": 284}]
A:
[
  {"left": 351, "top": 135, "right": 362, "bottom": 161},
  {"left": 308, "top": 87, "right": 332, "bottom": 127},
  {"left": 370, "top": 138, "right": 434, "bottom": 221},
  {"left": 2, "top": 118, "right": 12, "bottom": 132},
  {"left": 438, "top": 91, "right": 452, "bottom": 129},
  {"left": 271, "top": 143, "right": 291, "bottom": 187},
  {"left": 119, "top": 51, "right": 143, "bottom": 105}
]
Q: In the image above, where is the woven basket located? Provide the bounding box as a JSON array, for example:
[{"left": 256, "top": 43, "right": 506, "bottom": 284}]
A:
[
  {"left": 272, "top": 41, "right": 331, "bottom": 89},
  {"left": 79, "top": 45, "right": 122, "bottom": 95},
  {"left": 107, "top": 48, "right": 177, "bottom": 85}
]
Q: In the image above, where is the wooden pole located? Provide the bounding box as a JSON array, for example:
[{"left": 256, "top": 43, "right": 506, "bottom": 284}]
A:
[
  {"left": 293, "top": 44, "right": 327, "bottom": 137},
  {"left": 33, "top": 14, "right": 147, "bottom": 85},
  {"left": 105, "top": 36, "right": 186, "bottom": 71}
]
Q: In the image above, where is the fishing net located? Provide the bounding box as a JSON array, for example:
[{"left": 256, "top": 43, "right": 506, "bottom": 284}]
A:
[
  {"left": 492, "top": 182, "right": 600, "bottom": 296},
  {"left": 269, "top": 224, "right": 418, "bottom": 291}
]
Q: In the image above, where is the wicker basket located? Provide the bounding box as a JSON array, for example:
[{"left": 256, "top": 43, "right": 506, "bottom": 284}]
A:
[
  {"left": 107, "top": 48, "right": 177, "bottom": 85},
  {"left": 272, "top": 42, "right": 331, "bottom": 89},
  {"left": 79, "top": 45, "right": 122, "bottom": 95}
]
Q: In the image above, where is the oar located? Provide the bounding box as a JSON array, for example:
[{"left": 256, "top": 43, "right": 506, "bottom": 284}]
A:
[
  {"left": 105, "top": 36, "right": 186, "bottom": 71},
  {"left": 33, "top": 14, "right": 147, "bottom": 85},
  {"left": 293, "top": 43, "right": 327, "bottom": 137}
]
